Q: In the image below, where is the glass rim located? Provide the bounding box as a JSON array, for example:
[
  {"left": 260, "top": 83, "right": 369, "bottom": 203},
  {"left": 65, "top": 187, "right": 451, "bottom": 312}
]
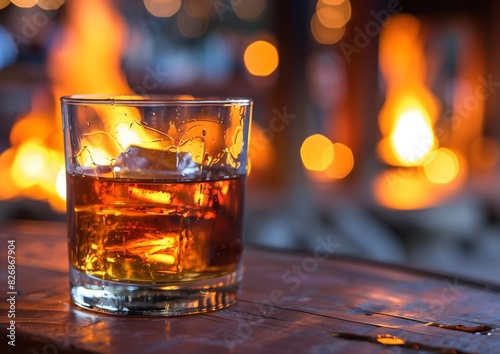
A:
[{"left": 60, "top": 94, "right": 253, "bottom": 106}]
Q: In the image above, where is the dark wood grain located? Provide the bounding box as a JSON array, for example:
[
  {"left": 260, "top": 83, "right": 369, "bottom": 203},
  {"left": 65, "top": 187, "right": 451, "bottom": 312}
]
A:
[{"left": 1, "top": 221, "right": 500, "bottom": 354}]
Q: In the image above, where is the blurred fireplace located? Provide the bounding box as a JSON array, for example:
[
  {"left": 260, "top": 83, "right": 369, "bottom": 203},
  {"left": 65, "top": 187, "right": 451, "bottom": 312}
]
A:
[
  {"left": 336, "top": 0, "right": 500, "bottom": 211},
  {"left": 1, "top": 0, "right": 500, "bottom": 222},
  {"left": 371, "top": 12, "right": 486, "bottom": 210}
]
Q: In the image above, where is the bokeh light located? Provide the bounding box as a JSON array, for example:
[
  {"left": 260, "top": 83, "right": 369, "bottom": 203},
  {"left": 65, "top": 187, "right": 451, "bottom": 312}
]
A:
[
  {"left": 324, "top": 143, "right": 354, "bottom": 179},
  {"left": 316, "top": 0, "right": 351, "bottom": 29},
  {"left": 144, "top": 0, "right": 181, "bottom": 18},
  {"left": 310, "top": 12, "right": 346, "bottom": 44},
  {"left": 183, "top": 0, "right": 212, "bottom": 17},
  {"left": 232, "top": 0, "right": 266, "bottom": 22},
  {"left": 37, "top": 0, "right": 64, "bottom": 10},
  {"left": 423, "top": 148, "right": 459, "bottom": 184},
  {"left": 11, "top": 0, "right": 37, "bottom": 8},
  {"left": 300, "top": 134, "right": 334, "bottom": 171},
  {"left": 320, "top": 0, "right": 346, "bottom": 5},
  {"left": 244, "top": 40, "right": 279, "bottom": 77},
  {"left": 0, "top": 0, "right": 10, "bottom": 10}
]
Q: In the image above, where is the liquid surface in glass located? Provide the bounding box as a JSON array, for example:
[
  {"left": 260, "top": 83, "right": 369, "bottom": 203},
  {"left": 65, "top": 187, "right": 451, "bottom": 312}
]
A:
[{"left": 67, "top": 173, "right": 244, "bottom": 283}]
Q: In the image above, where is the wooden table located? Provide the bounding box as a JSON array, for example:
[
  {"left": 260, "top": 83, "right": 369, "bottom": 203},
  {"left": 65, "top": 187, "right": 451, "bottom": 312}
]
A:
[{"left": 1, "top": 221, "right": 500, "bottom": 354}]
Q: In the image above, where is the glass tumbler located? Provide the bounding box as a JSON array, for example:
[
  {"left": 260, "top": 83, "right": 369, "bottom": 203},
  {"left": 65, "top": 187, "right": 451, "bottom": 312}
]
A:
[{"left": 61, "top": 94, "right": 252, "bottom": 316}]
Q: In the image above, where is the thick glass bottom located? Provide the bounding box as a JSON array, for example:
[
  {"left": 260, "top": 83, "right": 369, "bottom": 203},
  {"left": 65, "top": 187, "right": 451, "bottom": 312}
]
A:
[{"left": 69, "top": 265, "right": 242, "bottom": 316}]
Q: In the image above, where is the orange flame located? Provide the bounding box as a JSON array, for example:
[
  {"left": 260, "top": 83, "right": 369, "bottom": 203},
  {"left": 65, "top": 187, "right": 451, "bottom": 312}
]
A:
[
  {"left": 0, "top": 0, "right": 132, "bottom": 212},
  {"left": 373, "top": 14, "right": 468, "bottom": 210},
  {"left": 377, "top": 14, "right": 440, "bottom": 167}
]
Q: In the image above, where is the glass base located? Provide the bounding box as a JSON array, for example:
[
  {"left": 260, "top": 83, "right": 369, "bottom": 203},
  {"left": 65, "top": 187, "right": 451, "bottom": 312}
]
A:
[{"left": 69, "top": 266, "right": 242, "bottom": 316}]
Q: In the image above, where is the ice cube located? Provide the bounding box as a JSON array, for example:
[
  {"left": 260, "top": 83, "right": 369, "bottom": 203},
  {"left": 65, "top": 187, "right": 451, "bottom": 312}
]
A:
[{"left": 114, "top": 145, "right": 201, "bottom": 178}]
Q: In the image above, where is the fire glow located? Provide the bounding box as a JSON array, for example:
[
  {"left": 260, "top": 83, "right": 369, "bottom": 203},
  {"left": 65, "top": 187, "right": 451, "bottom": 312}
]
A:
[
  {"left": 373, "top": 14, "right": 477, "bottom": 210},
  {"left": 0, "top": 0, "right": 132, "bottom": 212}
]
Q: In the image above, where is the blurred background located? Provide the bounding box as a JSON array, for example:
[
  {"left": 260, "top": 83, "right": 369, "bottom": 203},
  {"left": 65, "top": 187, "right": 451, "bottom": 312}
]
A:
[{"left": 1, "top": 0, "right": 500, "bottom": 283}]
